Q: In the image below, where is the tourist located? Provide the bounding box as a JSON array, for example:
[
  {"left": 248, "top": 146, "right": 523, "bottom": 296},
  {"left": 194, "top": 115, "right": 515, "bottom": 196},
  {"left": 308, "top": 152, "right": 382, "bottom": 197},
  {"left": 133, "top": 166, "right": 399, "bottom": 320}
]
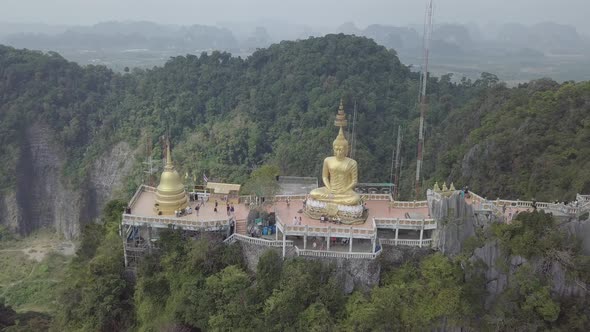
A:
[
  {"left": 299, "top": 216, "right": 302, "bottom": 225},
  {"left": 312, "top": 240, "right": 317, "bottom": 249},
  {"left": 195, "top": 204, "right": 200, "bottom": 216},
  {"left": 226, "top": 203, "right": 230, "bottom": 216},
  {"left": 293, "top": 216, "right": 298, "bottom": 225},
  {"left": 214, "top": 206, "right": 218, "bottom": 213},
  {"left": 215, "top": 200, "right": 218, "bottom": 208},
  {"left": 286, "top": 197, "right": 290, "bottom": 207},
  {"left": 230, "top": 204, "right": 235, "bottom": 215}
]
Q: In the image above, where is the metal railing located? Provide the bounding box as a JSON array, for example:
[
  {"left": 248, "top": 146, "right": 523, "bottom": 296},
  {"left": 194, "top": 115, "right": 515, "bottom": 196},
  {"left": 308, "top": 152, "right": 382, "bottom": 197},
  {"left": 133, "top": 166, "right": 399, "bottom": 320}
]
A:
[
  {"left": 224, "top": 233, "right": 293, "bottom": 247},
  {"left": 294, "top": 245, "right": 382, "bottom": 259},
  {"left": 379, "top": 238, "right": 432, "bottom": 247},
  {"left": 576, "top": 194, "right": 590, "bottom": 202},
  {"left": 361, "top": 193, "right": 392, "bottom": 201},
  {"left": 493, "top": 199, "right": 578, "bottom": 215},
  {"left": 122, "top": 214, "right": 228, "bottom": 230},
  {"left": 129, "top": 185, "right": 149, "bottom": 208},
  {"left": 273, "top": 194, "right": 307, "bottom": 202},
  {"left": 276, "top": 219, "right": 376, "bottom": 239},
  {"left": 373, "top": 217, "right": 436, "bottom": 230},
  {"left": 238, "top": 195, "right": 253, "bottom": 204},
  {"left": 389, "top": 200, "right": 429, "bottom": 208}
]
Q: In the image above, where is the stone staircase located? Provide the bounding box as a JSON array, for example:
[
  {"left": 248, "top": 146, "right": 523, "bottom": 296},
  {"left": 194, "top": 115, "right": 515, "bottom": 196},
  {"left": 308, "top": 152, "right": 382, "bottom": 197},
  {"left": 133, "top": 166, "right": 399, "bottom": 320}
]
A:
[{"left": 235, "top": 219, "right": 248, "bottom": 235}]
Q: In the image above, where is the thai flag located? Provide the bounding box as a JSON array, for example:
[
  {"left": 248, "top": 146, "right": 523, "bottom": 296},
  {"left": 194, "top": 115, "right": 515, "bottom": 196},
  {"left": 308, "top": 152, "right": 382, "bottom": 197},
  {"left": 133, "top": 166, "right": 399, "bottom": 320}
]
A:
[{"left": 203, "top": 173, "right": 209, "bottom": 183}]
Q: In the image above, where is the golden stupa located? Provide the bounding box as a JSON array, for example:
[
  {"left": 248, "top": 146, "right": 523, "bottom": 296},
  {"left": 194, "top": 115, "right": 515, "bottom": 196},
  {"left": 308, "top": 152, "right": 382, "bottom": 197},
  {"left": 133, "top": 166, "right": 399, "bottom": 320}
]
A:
[{"left": 154, "top": 141, "right": 188, "bottom": 215}]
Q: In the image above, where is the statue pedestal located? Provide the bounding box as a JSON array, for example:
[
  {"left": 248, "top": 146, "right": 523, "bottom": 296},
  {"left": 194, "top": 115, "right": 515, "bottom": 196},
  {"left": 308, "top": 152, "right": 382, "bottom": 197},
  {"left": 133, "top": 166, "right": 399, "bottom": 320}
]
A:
[{"left": 304, "top": 198, "right": 367, "bottom": 225}]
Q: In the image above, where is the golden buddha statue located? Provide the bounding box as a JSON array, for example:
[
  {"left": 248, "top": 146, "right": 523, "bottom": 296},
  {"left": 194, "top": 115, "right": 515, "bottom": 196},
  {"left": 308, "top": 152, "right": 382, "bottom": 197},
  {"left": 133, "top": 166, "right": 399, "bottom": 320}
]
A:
[
  {"left": 154, "top": 141, "right": 188, "bottom": 215},
  {"left": 309, "top": 101, "right": 360, "bottom": 206}
]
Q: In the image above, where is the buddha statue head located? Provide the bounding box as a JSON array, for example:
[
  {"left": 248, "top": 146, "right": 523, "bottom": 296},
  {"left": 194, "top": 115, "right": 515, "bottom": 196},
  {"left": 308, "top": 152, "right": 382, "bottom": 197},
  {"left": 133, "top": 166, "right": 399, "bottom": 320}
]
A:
[{"left": 332, "top": 127, "right": 349, "bottom": 160}]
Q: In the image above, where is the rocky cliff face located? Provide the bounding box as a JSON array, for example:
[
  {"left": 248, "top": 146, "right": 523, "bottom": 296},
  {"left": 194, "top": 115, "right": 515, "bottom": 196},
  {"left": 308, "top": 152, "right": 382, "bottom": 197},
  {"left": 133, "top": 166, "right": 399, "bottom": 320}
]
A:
[
  {"left": 430, "top": 190, "right": 588, "bottom": 302},
  {"left": 430, "top": 191, "right": 481, "bottom": 255},
  {"left": 0, "top": 123, "right": 135, "bottom": 239}
]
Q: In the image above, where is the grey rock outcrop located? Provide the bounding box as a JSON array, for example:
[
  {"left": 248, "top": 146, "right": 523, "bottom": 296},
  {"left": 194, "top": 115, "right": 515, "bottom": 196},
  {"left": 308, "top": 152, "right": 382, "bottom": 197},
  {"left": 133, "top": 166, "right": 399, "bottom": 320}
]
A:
[
  {"left": 0, "top": 191, "right": 21, "bottom": 233},
  {"left": 430, "top": 191, "right": 482, "bottom": 255},
  {"left": 0, "top": 123, "right": 135, "bottom": 239},
  {"left": 562, "top": 220, "right": 590, "bottom": 255}
]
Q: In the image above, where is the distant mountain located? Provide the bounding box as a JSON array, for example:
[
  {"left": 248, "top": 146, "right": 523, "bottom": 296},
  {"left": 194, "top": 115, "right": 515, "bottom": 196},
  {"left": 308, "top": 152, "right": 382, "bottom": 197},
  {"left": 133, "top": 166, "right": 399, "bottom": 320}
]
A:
[
  {"left": 2, "top": 21, "right": 239, "bottom": 52},
  {"left": 496, "top": 22, "right": 589, "bottom": 54}
]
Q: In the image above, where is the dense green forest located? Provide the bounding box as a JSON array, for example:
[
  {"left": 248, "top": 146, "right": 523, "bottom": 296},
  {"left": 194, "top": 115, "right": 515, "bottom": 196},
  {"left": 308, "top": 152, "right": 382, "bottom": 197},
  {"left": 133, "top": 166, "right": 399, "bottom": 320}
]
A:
[
  {"left": 1, "top": 34, "right": 590, "bottom": 330},
  {"left": 2, "top": 202, "right": 588, "bottom": 331},
  {"left": 2, "top": 34, "right": 588, "bottom": 200}
]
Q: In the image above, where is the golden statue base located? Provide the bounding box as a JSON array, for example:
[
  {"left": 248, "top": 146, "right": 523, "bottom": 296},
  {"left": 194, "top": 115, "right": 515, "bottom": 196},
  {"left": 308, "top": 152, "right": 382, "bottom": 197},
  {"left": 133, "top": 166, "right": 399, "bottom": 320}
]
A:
[{"left": 304, "top": 198, "right": 367, "bottom": 225}]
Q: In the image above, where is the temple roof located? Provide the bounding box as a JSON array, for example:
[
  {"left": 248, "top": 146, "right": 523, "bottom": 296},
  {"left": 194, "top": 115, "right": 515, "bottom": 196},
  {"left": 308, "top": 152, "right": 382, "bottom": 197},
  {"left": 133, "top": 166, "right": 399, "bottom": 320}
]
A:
[{"left": 206, "top": 182, "right": 241, "bottom": 194}]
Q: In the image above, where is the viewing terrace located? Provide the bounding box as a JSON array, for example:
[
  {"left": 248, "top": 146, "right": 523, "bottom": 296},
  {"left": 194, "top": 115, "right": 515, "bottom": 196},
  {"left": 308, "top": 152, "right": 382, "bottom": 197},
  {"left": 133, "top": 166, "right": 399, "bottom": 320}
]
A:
[
  {"left": 122, "top": 185, "right": 249, "bottom": 231},
  {"left": 271, "top": 193, "right": 435, "bottom": 258}
]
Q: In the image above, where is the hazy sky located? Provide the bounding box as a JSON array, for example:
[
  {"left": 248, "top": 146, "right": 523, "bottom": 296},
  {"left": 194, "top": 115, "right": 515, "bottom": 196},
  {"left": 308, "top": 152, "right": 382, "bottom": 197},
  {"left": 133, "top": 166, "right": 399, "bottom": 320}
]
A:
[{"left": 2, "top": 0, "right": 590, "bottom": 33}]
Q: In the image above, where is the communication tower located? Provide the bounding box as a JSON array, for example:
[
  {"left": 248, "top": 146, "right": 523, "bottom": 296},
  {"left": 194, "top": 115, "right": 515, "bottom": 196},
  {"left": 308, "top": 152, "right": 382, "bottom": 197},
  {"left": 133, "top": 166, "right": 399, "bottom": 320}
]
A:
[{"left": 415, "top": 0, "right": 434, "bottom": 199}]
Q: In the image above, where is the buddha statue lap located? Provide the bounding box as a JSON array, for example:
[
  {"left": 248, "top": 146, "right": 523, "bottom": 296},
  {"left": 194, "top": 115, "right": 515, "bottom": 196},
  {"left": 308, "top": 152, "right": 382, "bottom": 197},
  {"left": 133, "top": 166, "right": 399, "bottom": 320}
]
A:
[{"left": 309, "top": 128, "right": 360, "bottom": 205}]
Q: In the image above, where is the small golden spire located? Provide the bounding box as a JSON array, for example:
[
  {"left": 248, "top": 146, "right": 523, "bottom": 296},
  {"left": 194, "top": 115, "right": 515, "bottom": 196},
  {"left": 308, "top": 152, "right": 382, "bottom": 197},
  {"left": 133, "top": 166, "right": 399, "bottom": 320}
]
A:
[
  {"left": 165, "top": 140, "right": 173, "bottom": 168},
  {"left": 442, "top": 182, "right": 448, "bottom": 191},
  {"left": 433, "top": 182, "right": 441, "bottom": 192},
  {"left": 334, "top": 98, "right": 348, "bottom": 128},
  {"left": 449, "top": 182, "right": 456, "bottom": 191}
]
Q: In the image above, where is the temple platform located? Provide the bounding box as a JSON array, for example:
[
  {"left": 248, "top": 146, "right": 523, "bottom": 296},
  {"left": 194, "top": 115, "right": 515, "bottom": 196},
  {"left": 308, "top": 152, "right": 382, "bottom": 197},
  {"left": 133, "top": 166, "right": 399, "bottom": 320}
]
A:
[
  {"left": 123, "top": 185, "right": 248, "bottom": 231},
  {"left": 271, "top": 196, "right": 436, "bottom": 255}
]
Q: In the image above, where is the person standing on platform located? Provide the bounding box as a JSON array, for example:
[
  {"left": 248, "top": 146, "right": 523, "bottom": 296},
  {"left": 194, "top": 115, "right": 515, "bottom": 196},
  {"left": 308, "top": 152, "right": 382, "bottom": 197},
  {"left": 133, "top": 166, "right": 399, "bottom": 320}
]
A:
[
  {"left": 226, "top": 203, "right": 230, "bottom": 216},
  {"left": 195, "top": 204, "right": 200, "bottom": 216}
]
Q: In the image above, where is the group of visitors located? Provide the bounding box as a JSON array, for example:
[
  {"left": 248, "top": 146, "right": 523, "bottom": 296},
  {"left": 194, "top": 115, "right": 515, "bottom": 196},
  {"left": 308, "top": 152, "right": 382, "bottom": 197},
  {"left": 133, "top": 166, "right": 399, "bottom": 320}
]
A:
[
  {"left": 460, "top": 186, "right": 470, "bottom": 199},
  {"left": 319, "top": 215, "right": 341, "bottom": 224},
  {"left": 175, "top": 206, "right": 192, "bottom": 217},
  {"left": 211, "top": 199, "right": 236, "bottom": 216},
  {"left": 292, "top": 216, "right": 302, "bottom": 225}
]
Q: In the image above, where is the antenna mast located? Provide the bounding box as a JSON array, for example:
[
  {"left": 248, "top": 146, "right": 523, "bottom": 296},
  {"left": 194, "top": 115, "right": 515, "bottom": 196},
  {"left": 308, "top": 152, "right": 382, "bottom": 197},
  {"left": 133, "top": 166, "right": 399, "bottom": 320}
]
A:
[
  {"left": 350, "top": 100, "right": 358, "bottom": 159},
  {"left": 415, "top": 0, "right": 433, "bottom": 200},
  {"left": 143, "top": 135, "right": 160, "bottom": 186},
  {"left": 393, "top": 125, "right": 403, "bottom": 200}
]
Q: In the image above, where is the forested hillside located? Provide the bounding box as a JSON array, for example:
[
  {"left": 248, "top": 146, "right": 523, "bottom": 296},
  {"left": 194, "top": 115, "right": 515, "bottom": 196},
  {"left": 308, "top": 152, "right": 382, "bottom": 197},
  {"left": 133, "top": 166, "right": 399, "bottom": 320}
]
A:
[
  {"left": 428, "top": 79, "right": 590, "bottom": 201},
  {"left": 0, "top": 34, "right": 589, "bottom": 237},
  {"left": 3, "top": 202, "right": 587, "bottom": 331},
  {"left": 1, "top": 34, "right": 590, "bottom": 331}
]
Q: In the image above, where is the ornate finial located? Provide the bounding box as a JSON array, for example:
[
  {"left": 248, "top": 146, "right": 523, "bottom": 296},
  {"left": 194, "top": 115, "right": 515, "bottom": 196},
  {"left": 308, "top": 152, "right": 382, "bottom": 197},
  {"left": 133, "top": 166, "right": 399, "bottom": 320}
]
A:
[
  {"left": 334, "top": 98, "right": 348, "bottom": 128},
  {"left": 165, "top": 139, "right": 173, "bottom": 168},
  {"left": 433, "top": 182, "right": 441, "bottom": 192},
  {"left": 449, "top": 182, "right": 456, "bottom": 191},
  {"left": 442, "top": 182, "right": 448, "bottom": 191},
  {"left": 333, "top": 126, "right": 349, "bottom": 148}
]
